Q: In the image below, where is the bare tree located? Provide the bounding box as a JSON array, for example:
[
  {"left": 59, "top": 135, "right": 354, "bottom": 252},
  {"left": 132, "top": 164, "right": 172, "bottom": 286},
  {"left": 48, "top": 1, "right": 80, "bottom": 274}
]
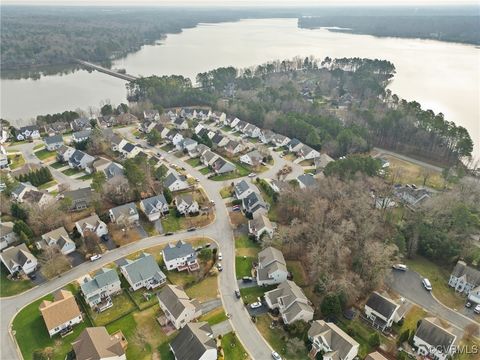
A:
[{"left": 39, "top": 247, "right": 71, "bottom": 279}]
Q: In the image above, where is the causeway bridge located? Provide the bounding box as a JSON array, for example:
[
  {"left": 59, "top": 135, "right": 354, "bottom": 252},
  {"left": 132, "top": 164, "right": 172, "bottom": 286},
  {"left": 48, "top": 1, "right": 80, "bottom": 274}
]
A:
[{"left": 75, "top": 59, "right": 138, "bottom": 81}]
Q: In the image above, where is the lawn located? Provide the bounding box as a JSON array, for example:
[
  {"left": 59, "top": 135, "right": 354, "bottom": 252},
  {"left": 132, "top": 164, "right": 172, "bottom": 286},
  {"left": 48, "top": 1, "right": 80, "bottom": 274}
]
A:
[
  {"left": 396, "top": 305, "right": 427, "bottom": 334},
  {"left": 78, "top": 173, "right": 94, "bottom": 180},
  {"left": 12, "top": 290, "right": 92, "bottom": 360},
  {"left": 128, "top": 288, "right": 158, "bottom": 310},
  {"left": 62, "top": 167, "right": 83, "bottom": 176},
  {"left": 86, "top": 291, "right": 136, "bottom": 326},
  {"left": 235, "top": 256, "right": 254, "bottom": 278},
  {"left": 256, "top": 315, "right": 310, "bottom": 360},
  {"left": 34, "top": 149, "right": 56, "bottom": 160},
  {"left": 239, "top": 285, "right": 275, "bottom": 304},
  {"left": 199, "top": 167, "right": 211, "bottom": 175},
  {"left": 286, "top": 261, "right": 309, "bottom": 287},
  {"left": 166, "top": 270, "right": 197, "bottom": 288},
  {"left": 160, "top": 143, "right": 175, "bottom": 151},
  {"left": 33, "top": 143, "right": 44, "bottom": 150},
  {"left": 185, "top": 275, "right": 219, "bottom": 302},
  {"left": 38, "top": 180, "right": 57, "bottom": 190},
  {"left": 0, "top": 264, "right": 33, "bottom": 297},
  {"left": 221, "top": 332, "right": 250, "bottom": 360},
  {"left": 337, "top": 318, "right": 378, "bottom": 358},
  {"left": 161, "top": 211, "right": 182, "bottom": 233},
  {"left": 7, "top": 153, "right": 25, "bottom": 169},
  {"left": 299, "top": 159, "right": 315, "bottom": 166},
  {"left": 235, "top": 234, "right": 260, "bottom": 249},
  {"left": 186, "top": 158, "right": 202, "bottom": 167},
  {"left": 50, "top": 161, "right": 65, "bottom": 169},
  {"left": 199, "top": 307, "right": 228, "bottom": 326},
  {"left": 405, "top": 256, "right": 465, "bottom": 309},
  {"left": 220, "top": 186, "right": 233, "bottom": 198},
  {"left": 210, "top": 161, "right": 250, "bottom": 181},
  {"left": 304, "top": 168, "right": 316, "bottom": 174}
]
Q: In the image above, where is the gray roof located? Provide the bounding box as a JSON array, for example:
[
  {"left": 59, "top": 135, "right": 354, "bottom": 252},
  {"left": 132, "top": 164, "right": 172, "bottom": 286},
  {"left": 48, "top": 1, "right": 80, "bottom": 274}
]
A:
[
  {"left": 122, "top": 142, "right": 136, "bottom": 153},
  {"left": 109, "top": 202, "right": 138, "bottom": 219},
  {"left": 80, "top": 268, "right": 120, "bottom": 296},
  {"left": 451, "top": 260, "right": 480, "bottom": 286},
  {"left": 120, "top": 253, "right": 165, "bottom": 284},
  {"left": 157, "top": 284, "right": 196, "bottom": 319},
  {"left": 140, "top": 194, "right": 168, "bottom": 215},
  {"left": 0, "top": 243, "right": 36, "bottom": 270},
  {"left": 12, "top": 183, "right": 27, "bottom": 197},
  {"left": 314, "top": 153, "right": 334, "bottom": 169},
  {"left": 288, "top": 138, "right": 301, "bottom": 147},
  {"left": 44, "top": 134, "right": 63, "bottom": 145},
  {"left": 415, "top": 317, "right": 456, "bottom": 350},
  {"left": 176, "top": 194, "right": 195, "bottom": 206},
  {"left": 308, "top": 320, "right": 359, "bottom": 360},
  {"left": 104, "top": 162, "right": 124, "bottom": 179},
  {"left": 211, "top": 133, "right": 224, "bottom": 145},
  {"left": 258, "top": 247, "right": 285, "bottom": 268},
  {"left": 64, "top": 187, "right": 93, "bottom": 202},
  {"left": 265, "top": 280, "right": 314, "bottom": 322},
  {"left": 72, "top": 129, "right": 92, "bottom": 140},
  {"left": 163, "top": 240, "right": 196, "bottom": 262},
  {"left": 242, "top": 191, "right": 267, "bottom": 214},
  {"left": 164, "top": 171, "right": 186, "bottom": 188},
  {"left": 234, "top": 180, "right": 251, "bottom": 196},
  {"left": 297, "top": 174, "right": 316, "bottom": 187},
  {"left": 170, "top": 322, "right": 216, "bottom": 360},
  {"left": 365, "top": 292, "right": 399, "bottom": 320}
]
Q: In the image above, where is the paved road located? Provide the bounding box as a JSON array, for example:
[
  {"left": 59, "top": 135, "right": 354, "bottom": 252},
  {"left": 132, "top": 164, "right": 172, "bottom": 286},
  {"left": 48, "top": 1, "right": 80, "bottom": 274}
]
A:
[
  {"left": 373, "top": 147, "right": 444, "bottom": 173},
  {"left": 388, "top": 269, "right": 479, "bottom": 331}
]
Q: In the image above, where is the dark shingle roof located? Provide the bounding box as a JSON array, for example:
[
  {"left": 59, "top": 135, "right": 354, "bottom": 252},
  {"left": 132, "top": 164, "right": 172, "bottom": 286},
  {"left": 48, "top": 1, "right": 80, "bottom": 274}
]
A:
[
  {"left": 365, "top": 292, "right": 398, "bottom": 320},
  {"left": 170, "top": 322, "right": 215, "bottom": 360},
  {"left": 44, "top": 134, "right": 63, "bottom": 145},
  {"left": 415, "top": 317, "right": 456, "bottom": 350}
]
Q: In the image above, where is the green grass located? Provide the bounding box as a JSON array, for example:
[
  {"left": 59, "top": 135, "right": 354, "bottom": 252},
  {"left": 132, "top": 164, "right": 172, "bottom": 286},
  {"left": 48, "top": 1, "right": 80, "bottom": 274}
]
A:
[
  {"left": 87, "top": 291, "right": 136, "bottom": 326},
  {"left": 78, "top": 173, "right": 94, "bottom": 180},
  {"left": 221, "top": 332, "right": 249, "bottom": 360},
  {"left": 161, "top": 211, "right": 182, "bottom": 233},
  {"left": 33, "top": 143, "right": 44, "bottom": 150},
  {"left": 186, "top": 158, "right": 202, "bottom": 167},
  {"left": 199, "top": 307, "right": 228, "bottom": 326},
  {"left": 235, "top": 234, "right": 260, "bottom": 249},
  {"left": 166, "top": 271, "right": 197, "bottom": 288},
  {"left": 38, "top": 180, "right": 57, "bottom": 190},
  {"left": 8, "top": 153, "right": 25, "bottom": 169},
  {"left": 220, "top": 186, "right": 233, "bottom": 198},
  {"left": 286, "top": 261, "right": 309, "bottom": 287},
  {"left": 235, "top": 256, "right": 254, "bottom": 278},
  {"left": 337, "top": 318, "right": 388, "bottom": 359},
  {"left": 304, "top": 168, "right": 316, "bottom": 174},
  {"left": 199, "top": 167, "right": 210, "bottom": 175},
  {"left": 0, "top": 264, "right": 33, "bottom": 297},
  {"left": 34, "top": 149, "right": 56, "bottom": 160},
  {"left": 62, "top": 167, "right": 83, "bottom": 176},
  {"left": 128, "top": 289, "right": 158, "bottom": 310},
  {"left": 50, "top": 161, "right": 65, "bottom": 169},
  {"left": 12, "top": 289, "right": 92, "bottom": 360},
  {"left": 185, "top": 275, "right": 218, "bottom": 302},
  {"left": 160, "top": 143, "right": 174, "bottom": 151},
  {"left": 239, "top": 285, "right": 275, "bottom": 304}
]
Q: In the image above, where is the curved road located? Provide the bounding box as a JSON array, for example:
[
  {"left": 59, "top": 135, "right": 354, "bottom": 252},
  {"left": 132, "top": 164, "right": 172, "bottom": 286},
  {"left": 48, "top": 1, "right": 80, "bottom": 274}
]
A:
[{"left": 1, "top": 132, "right": 296, "bottom": 360}]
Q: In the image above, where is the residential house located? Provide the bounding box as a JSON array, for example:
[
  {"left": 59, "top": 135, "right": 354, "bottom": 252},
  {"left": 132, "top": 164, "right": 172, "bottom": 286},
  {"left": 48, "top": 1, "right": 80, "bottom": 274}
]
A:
[
  {"left": 297, "top": 174, "right": 316, "bottom": 189},
  {"left": 287, "top": 138, "right": 303, "bottom": 152},
  {"left": 11, "top": 182, "right": 36, "bottom": 202},
  {"left": 97, "top": 115, "right": 117, "bottom": 128},
  {"left": 72, "top": 129, "right": 92, "bottom": 143},
  {"left": 314, "top": 153, "right": 334, "bottom": 173},
  {"left": 109, "top": 202, "right": 139, "bottom": 225},
  {"left": 80, "top": 268, "right": 121, "bottom": 311},
  {"left": 120, "top": 252, "right": 166, "bottom": 291},
  {"left": 365, "top": 352, "right": 389, "bottom": 360},
  {"left": 468, "top": 286, "right": 480, "bottom": 304},
  {"left": 16, "top": 125, "right": 40, "bottom": 141},
  {"left": 22, "top": 189, "right": 54, "bottom": 208},
  {"left": 235, "top": 120, "right": 248, "bottom": 132},
  {"left": 44, "top": 121, "right": 69, "bottom": 136},
  {"left": 68, "top": 150, "right": 95, "bottom": 172},
  {"left": 0, "top": 222, "right": 17, "bottom": 250},
  {"left": 111, "top": 136, "right": 128, "bottom": 153},
  {"left": 394, "top": 185, "right": 431, "bottom": 207},
  {"left": 308, "top": 320, "right": 359, "bottom": 360},
  {"left": 117, "top": 112, "right": 138, "bottom": 126},
  {"left": 195, "top": 109, "right": 211, "bottom": 121},
  {"left": 364, "top": 292, "right": 401, "bottom": 331},
  {"left": 140, "top": 194, "right": 169, "bottom": 221},
  {"left": 166, "top": 130, "right": 184, "bottom": 146},
  {"left": 57, "top": 145, "right": 76, "bottom": 163},
  {"left": 229, "top": 117, "right": 241, "bottom": 128},
  {"left": 271, "top": 133, "right": 290, "bottom": 147},
  {"left": 224, "top": 140, "right": 244, "bottom": 155},
  {"left": 144, "top": 110, "right": 160, "bottom": 121},
  {"left": 0, "top": 150, "right": 7, "bottom": 169},
  {"left": 248, "top": 214, "right": 274, "bottom": 240},
  {"left": 211, "top": 133, "right": 229, "bottom": 148},
  {"left": 157, "top": 284, "right": 201, "bottom": 329},
  {"left": 71, "top": 117, "right": 92, "bottom": 132},
  {"left": 234, "top": 180, "right": 257, "bottom": 200},
  {"left": 164, "top": 171, "right": 190, "bottom": 192},
  {"left": 264, "top": 280, "right": 315, "bottom": 324},
  {"left": 72, "top": 327, "right": 126, "bottom": 360},
  {"left": 210, "top": 111, "right": 226, "bottom": 124},
  {"left": 181, "top": 108, "right": 196, "bottom": 120},
  {"left": 44, "top": 134, "right": 64, "bottom": 151},
  {"left": 413, "top": 317, "right": 457, "bottom": 360},
  {"left": 173, "top": 117, "right": 189, "bottom": 130},
  {"left": 298, "top": 144, "right": 320, "bottom": 160},
  {"left": 93, "top": 159, "right": 125, "bottom": 181},
  {"left": 62, "top": 187, "right": 93, "bottom": 211},
  {"left": 194, "top": 124, "right": 205, "bottom": 135},
  {"left": 211, "top": 157, "right": 236, "bottom": 174},
  {"left": 256, "top": 247, "right": 288, "bottom": 286},
  {"left": 169, "top": 322, "right": 217, "bottom": 360},
  {"left": 448, "top": 260, "right": 480, "bottom": 296},
  {"left": 38, "top": 227, "right": 76, "bottom": 255},
  {"left": 0, "top": 125, "right": 8, "bottom": 143},
  {"left": 239, "top": 150, "right": 264, "bottom": 167},
  {"left": 0, "top": 243, "right": 38, "bottom": 275},
  {"left": 176, "top": 138, "right": 198, "bottom": 152},
  {"left": 197, "top": 128, "right": 209, "bottom": 139},
  {"left": 75, "top": 214, "right": 108, "bottom": 238},
  {"left": 39, "top": 289, "right": 83, "bottom": 337},
  {"left": 200, "top": 150, "right": 219, "bottom": 167},
  {"left": 120, "top": 142, "right": 141, "bottom": 159},
  {"left": 242, "top": 124, "right": 261, "bottom": 138},
  {"left": 242, "top": 191, "right": 268, "bottom": 217},
  {"left": 162, "top": 240, "right": 199, "bottom": 272},
  {"left": 175, "top": 194, "right": 199, "bottom": 215},
  {"left": 139, "top": 120, "right": 156, "bottom": 134},
  {"left": 259, "top": 130, "right": 275, "bottom": 144}
]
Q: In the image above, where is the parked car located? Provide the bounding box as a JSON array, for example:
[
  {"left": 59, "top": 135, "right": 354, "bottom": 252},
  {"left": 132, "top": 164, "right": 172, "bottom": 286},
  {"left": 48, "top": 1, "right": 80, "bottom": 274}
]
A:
[
  {"left": 466, "top": 302, "right": 472, "bottom": 308},
  {"left": 242, "top": 276, "right": 253, "bottom": 282},
  {"left": 248, "top": 172, "right": 256, "bottom": 178},
  {"left": 216, "top": 263, "right": 223, "bottom": 271},
  {"left": 187, "top": 227, "right": 196, "bottom": 232},
  {"left": 101, "top": 234, "right": 111, "bottom": 242},
  {"left": 392, "top": 264, "right": 408, "bottom": 271},
  {"left": 218, "top": 252, "right": 223, "bottom": 261},
  {"left": 234, "top": 290, "right": 241, "bottom": 299},
  {"left": 250, "top": 301, "right": 262, "bottom": 309},
  {"left": 165, "top": 232, "right": 174, "bottom": 236},
  {"left": 205, "top": 242, "right": 211, "bottom": 248},
  {"left": 90, "top": 254, "right": 102, "bottom": 261},
  {"left": 194, "top": 177, "right": 200, "bottom": 182},
  {"left": 271, "top": 352, "right": 282, "bottom": 360},
  {"left": 475, "top": 305, "right": 480, "bottom": 314},
  {"left": 422, "top": 278, "right": 432, "bottom": 291}
]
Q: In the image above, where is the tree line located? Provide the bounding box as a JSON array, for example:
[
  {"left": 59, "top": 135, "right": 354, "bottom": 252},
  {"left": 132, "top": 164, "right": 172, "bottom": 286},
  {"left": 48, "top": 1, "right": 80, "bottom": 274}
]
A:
[{"left": 15, "top": 167, "right": 53, "bottom": 187}]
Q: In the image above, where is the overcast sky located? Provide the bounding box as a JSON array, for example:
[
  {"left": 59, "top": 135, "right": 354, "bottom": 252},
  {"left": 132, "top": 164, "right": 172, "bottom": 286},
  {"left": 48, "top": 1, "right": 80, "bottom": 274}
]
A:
[{"left": 2, "top": 0, "right": 478, "bottom": 5}]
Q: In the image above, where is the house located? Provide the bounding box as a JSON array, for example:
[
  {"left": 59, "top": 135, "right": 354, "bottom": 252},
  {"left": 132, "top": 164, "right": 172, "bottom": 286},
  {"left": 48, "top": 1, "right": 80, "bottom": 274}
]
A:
[
  {"left": 16, "top": 125, "right": 40, "bottom": 141},
  {"left": 75, "top": 214, "right": 108, "bottom": 238},
  {"left": 43, "top": 134, "right": 64, "bottom": 151},
  {"left": 242, "top": 124, "right": 261, "bottom": 138},
  {"left": 140, "top": 194, "right": 169, "bottom": 221},
  {"left": 71, "top": 117, "right": 92, "bottom": 132},
  {"left": 144, "top": 110, "right": 160, "bottom": 121},
  {"left": 248, "top": 214, "right": 274, "bottom": 240},
  {"left": 72, "top": 327, "right": 126, "bottom": 360},
  {"left": 39, "top": 289, "right": 83, "bottom": 337},
  {"left": 162, "top": 240, "right": 199, "bottom": 272},
  {"left": 194, "top": 124, "right": 205, "bottom": 135},
  {"left": 0, "top": 222, "right": 17, "bottom": 250},
  {"left": 271, "top": 133, "right": 290, "bottom": 147},
  {"left": 235, "top": 120, "right": 248, "bottom": 132},
  {"left": 44, "top": 121, "right": 69, "bottom": 135},
  {"left": 68, "top": 150, "right": 95, "bottom": 171},
  {"left": 11, "top": 182, "right": 36, "bottom": 202},
  {"left": 448, "top": 260, "right": 480, "bottom": 296},
  {"left": 239, "top": 150, "right": 264, "bottom": 167},
  {"left": 80, "top": 268, "right": 121, "bottom": 311},
  {"left": 314, "top": 153, "right": 334, "bottom": 172},
  {"left": 120, "top": 142, "right": 141, "bottom": 159},
  {"left": 211, "top": 133, "right": 229, "bottom": 148},
  {"left": 264, "top": 280, "right": 314, "bottom": 324},
  {"left": 57, "top": 145, "right": 76, "bottom": 163},
  {"left": 195, "top": 109, "right": 211, "bottom": 120},
  {"left": 256, "top": 247, "right": 288, "bottom": 286},
  {"left": 210, "top": 111, "right": 226, "bottom": 123},
  {"left": 177, "top": 138, "right": 198, "bottom": 152},
  {"left": 181, "top": 108, "right": 196, "bottom": 120},
  {"left": 72, "top": 129, "right": 92, "bottom": 143},
  {"left": 109, "top": 202, "right": 139, "bottom": 224},
  {"left": 468, "top": 286, "right": 480, "bottom": 304},
  {"left": 93, "top": 159, "right": 125, "bottom": 181},
  {"left": 230, "top": 117, "right": 241, "bottom": 128},
  {"left": 97, "top": 115, "right": 117, "bottom": 128},
  {"left": 119, "top": 252, "right": 166, "bottom": 291},
  {"left": 364, "top": 292, "right": 401, "bottom": 331},
  {"left": 164, "top": 171, "right": 190, "bottom": 192},
  {"left": 173, "top": 117, "right": 189, "bottom": 130},
  {"left": 170, "top": 322, "right": 217, "bottom": 360},
  {"left": 200, "top": 150, "right": 219, "bottom": 167},
  {"left": 297, "top": 174, "right": 316, "bottom": 189},
  {"left": 224, "top": 140, "right": 244, "bottom": 155},
  {"left": 139, "top": 120, "right": 156, "bottom": 134},
  {"left": 0, "top": 151, "right": 7, "bottom": 169},
  {"left": 111, "top": 136, "right": 128, "bottom": 152},
  {"left": 287, "top": 138, "right": 303, "bottom": 152},
  {"left": 0, "top": 243, "right": 38, "bottom": 275},
  {"left": 365, "top": 352, "right": 389, "bottom": 360},
  {"left": 22, "top": 189, "right": 54, "bottom": 208},
  {"left": 211, "top": 157, "right": 236, "bottom": 174},
  {"left": 175, "top": 194, "right": 199, "bottom": 215},
  {"left": 37, "top": 227, "right": 76, "bottom": 255},
  {"left": 157, "top": 284, "right": 201, "bottom": 329},
  {"left": 413, "top": 317, "right": 457, "bottom": 360},
  {"left": 62, "top": 187, "right": 93, "bottom": 211},
  {"left": 308, "top": 320, "right": 359, "bottom": 360},
  {"left": 116, "top": 112, "right": 138, "bottom": 125},
  {"left": 298, "top": 144, "right": 320, "bottom": 160},
  {"left": 394, "top": 185, "right": 431, "bottom": 207},
  {"left": 166, "top": 130, "right": 184, "bottom": 146},
  {"left": 0, "top": 125, "right": 8, "bottom": 143},
  {"left": 242, "top": 191, "right": 268, "bottom": 217},
  {"left": 259, "top": 129, "right": 275, "bottom": 144},
  {"left": 233, "top": 180, "right": 257, "bottom": 200}
]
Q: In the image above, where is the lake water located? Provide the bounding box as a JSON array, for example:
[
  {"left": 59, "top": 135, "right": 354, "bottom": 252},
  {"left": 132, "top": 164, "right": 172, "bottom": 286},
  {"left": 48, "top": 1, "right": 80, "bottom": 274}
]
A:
[{"left": 1, "top": 18, "right": 478, "bottom": 161}]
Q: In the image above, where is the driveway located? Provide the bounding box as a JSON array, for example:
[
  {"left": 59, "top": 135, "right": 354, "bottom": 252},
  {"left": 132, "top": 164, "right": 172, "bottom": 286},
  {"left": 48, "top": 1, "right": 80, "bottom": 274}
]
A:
[
  {"left": 199, "top": 298, "right": 222, "bottom": 314},
  {"left": 211, "top": 320, "right": 233, "bottom": 337},
  {"left": 67, "top": 251, "right": 86, "bottom": 267},
  {"left": 387, "top": 269, "right": 479, "bottom": 331}
]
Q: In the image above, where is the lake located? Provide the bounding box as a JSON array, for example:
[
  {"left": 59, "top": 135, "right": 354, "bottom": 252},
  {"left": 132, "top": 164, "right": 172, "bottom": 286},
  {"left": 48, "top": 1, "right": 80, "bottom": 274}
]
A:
[{"left": 1, "top": 18, "right": 478, "bottom": 161}]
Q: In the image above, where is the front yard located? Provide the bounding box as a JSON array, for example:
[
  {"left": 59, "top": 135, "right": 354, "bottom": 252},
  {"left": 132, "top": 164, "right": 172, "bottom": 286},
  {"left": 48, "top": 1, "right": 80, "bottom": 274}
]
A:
[
  {"left": 62, "top": 167, "right": 83, "bottom": 176},
  {"left": 161, "top": 211, "right": 213, "bottom": 233},
  {"left": 34, "top": 148, "right": 56, "bottom": 161},
  {"left": 235, "top": 256, "right": 254, "bottom": 278},
  {"left": 7, "top": 153, "right": 25, "bottom": 169},
  {"left": 221, "top": 332, "right": 249, "bottom": 360},
  {"left": 0, "top": 264, "right": 33, "bottom": 297},
  {"left": 186, "top": 157, "right": 202, "bottom": 167},
  {"left": 199, "top": 307, "right": 228, "bottom": 326},
  {"left": 239, "top": 285, "right": 275, "bottom": 304}
]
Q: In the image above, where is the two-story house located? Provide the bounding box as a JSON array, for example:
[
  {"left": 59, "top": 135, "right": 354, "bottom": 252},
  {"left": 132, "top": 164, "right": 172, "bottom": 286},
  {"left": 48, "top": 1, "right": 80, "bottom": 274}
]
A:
[
  {"left": 43, "top": 134, "right": 64, "bottom": 151},
  {"left": 413, "top": 317, "right": 457, "bottom": 360},
  {"left": 448, "top": 260, "right": 480, "bottom": 296},
  {"left": 139, "top": 194, "right": 169, "bottom": 221},
  {"left": 71, "top": 117, "right": 92, "bottom": 132},
  {"left": 308, "top": 320, "right": 359, "bottom": 360},
  {"left": 16, "top": 125, "right": 40, "bottom": 141},
  {"left": 80, "top": 268, "right": 121, "bottom": 312},
  {"left": 0, "top": 243, "right": 38, "bottom": 275},
  {"left": 0, "top": 222, "right": 17, "bottom": 250},
  {"left": 169, "top": 322, "right": 217, "bottom": 360},
  {"left": 71, "top": 129, "right": 92, "bottom": 143},
  {"left": 364, "top": 292, "right": 401, "bottom": 332},
  {"left": 157, "top": 284, "right": 201, "bottom": 329},
  {"left": 175, "top": 194, "right": 199, "bottom": 215},
  {"left": 164, "top": 171, "right": 189, "bottom": 192},
  {"left": 119, "top": 253, "right": 166, "bottom": 291},
  {"left": 162, "top": 240, "right": 199, "bottom": 272},
  {"left": 62, "top": 187, "right": 93, "bottom": 212},
  {"left": 39, "top": 289, "right": 83, "bottom": 337},
  {"left": 239, "top": 150, "right": 264, "bottom": 167},
  {"left": 248, "top": 214, "right": 274, "bottom": 240},
  {"left": 68, "top": 150, "right": 95, "bottom": 172},
  {"left": 72, "top": 327, "right": 127, "bottom": 360},
  {"left": 242, "top": 191, "right": 268, "bottom": 218},
  {"left": 256, "top": 247, "right": 288, "bottom": 286},
  {"left": 108, "top": 202, "right": 139, "bottom": 225},
  {"left": 234, "top": 180, "right": 258, "bottom": 200},
  {"left": 38, "top": 227, "right": 76, "bottom": 255},
  {"left": 75, "top": 214, "right": 108, "bottom": 238}
]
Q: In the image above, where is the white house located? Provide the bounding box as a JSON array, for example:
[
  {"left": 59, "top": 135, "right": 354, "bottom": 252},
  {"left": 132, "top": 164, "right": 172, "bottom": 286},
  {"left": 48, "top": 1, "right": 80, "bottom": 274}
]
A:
[
  {"left": 120, "top": 142, "right": 141, "bottom": 159},
  {"left": 175, "top": 194, "right": 199, "bottom": 215},
  {"left": 239, "top": 150, "right": 264, "bottom": 167},
  {"left": 162, "top": 240, "right": 199, "bottom": 272},
  {"left": 139, "top": 194, "right": 169, "bottom": 221},
  {"left": 0, "top": 222, "right": 17, "bottom": 250},
  {"left": 224, "top": 140, "right": 244, "bottom": 155},
  {"left": 173, "top": 117, "right": 189, "bottom": 130},
  {"left": 108, "top": 202, "right": 139, "bottom": 224},
  {"left": 176, "top": 138, "right": 198, "bottom": 152},
  {"left": 80, "top": 268, "right": 121, "bottom": 311},
  {"left": 210, "top": 111, "right": 226, "bottom": 124},
  {"left": 44, "top": 134, "right": 64, "bottom": 151},
  {"left": 298, "top": 144, "right": 320, "bottom": 160},
  {"left": 308, "top": 320, "right": 359, "bottom": 360},
  {"left": 57, "top": 145, "right": 76, "bottom": 163},
  {"left": 248, "top": 214, "right": 274, "bottom": 240},
  {"left": 68, "top": 150, "right": 95, "bottom": 172},
  {"left": 75, "top": 214, "right": 108, "bottom": 238},
  {"left": 170, "top": 322, "right": 217, "bottom": 360},
  {"left": 211, "top": 157, "right": 236, "bottom": 174},
  {"left": 164, "top": 171, "right": 189, "bottom": 192},
  {"left": 144, "top": 110, "right": 160, "bottom": 121},
  {"left": 71, "top": 117, "right": 91, "bottom": 132},
  {"left": 234, "top": 180, "right": 258, "bottom": 200},
  {"left": 38, "top": 227, "right": 76, "bottom": 255},
  {"left": 119, "top": 253, "right": 166, "bottom": 291},
  {"left": 71, "top": 130, "right": 92, "bottom": 143},
  {"left": 448, "top": 260, "right": 480, "bottom": 296},
  {"left": 413, "top": 317, "right": 457, "bottom": 360},
  {"left": 16, "top": 125, "right": 40, "bottom": 141},
  {"left": 0, "top": 243, "right": 38, "bottom": 275},
  {"left": 364, "top": 292, "right": 401, "bottom": 331},
  {"left": 39, "top": 289, "right": 83, "bottom": 337},
  {"left": 157, "top": 284, "right": 201, "bottom": 329},
  {"left": 242, "top": 124, "right": 261, "bottom": 138},
  {"left": 256, "top": 247, "right": 288, "bottom": 286},
  {"left": 287, "top": 138, "right": 303, "bottom": 152},
  {"left": 230, "top": 117, "right": 241, "bottom": 128}
]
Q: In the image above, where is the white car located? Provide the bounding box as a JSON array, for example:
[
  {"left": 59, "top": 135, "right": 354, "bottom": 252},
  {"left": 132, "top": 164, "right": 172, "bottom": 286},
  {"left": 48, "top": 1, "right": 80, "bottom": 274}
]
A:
[
  {"left": 474, "top": 305, "right": 480, "bottom": 314},
  {"left": 422, "top": 278, "right": 432, "bottom": 291},
  {"left": 248, "top": 172, "right": 256, "bottom": 178},
  {"left": 271, "top": 352, "right": 282, "bottom": 360},
  {"left": 90, "top": 254, "right": 102, "bottom": 262},
  {"left": 218, "top": 252, "right": 223, "bottom": 261},
  {"left": 250, "top": 301, "right": 262, "bottom": 309},
  {"left": 392, "top": 264, "right": 408, "bottom": 271}
]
